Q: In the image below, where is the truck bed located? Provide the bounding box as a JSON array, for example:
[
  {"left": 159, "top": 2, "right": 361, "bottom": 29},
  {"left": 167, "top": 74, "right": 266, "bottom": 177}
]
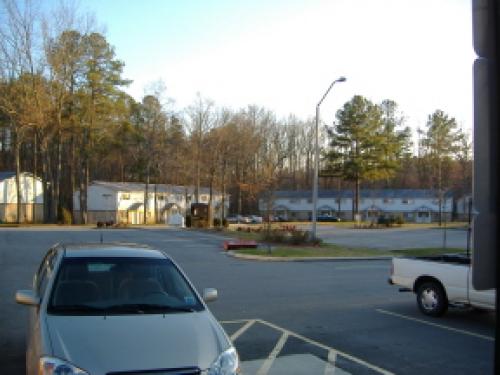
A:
[{"left": 404, "top": 253, "right": 470, "bottom": 265}]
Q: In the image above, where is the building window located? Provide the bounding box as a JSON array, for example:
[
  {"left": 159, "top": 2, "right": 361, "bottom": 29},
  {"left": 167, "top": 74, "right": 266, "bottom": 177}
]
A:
[
  {"left": 201, "top": 195, "right": 208, "bottom": 202},
  {"left": 289, "top": 198, "right": 301, "bottom": 204},
  {"left": 307, "top": 198, "right": 312, "bottom": 203},
  {"left": 383, "top": 198, "right": 393, "bottom": 204},
  {"left": 121, "top": 193, "right": 130, "bottom": 200},
  {"left": 102, "top": 194, "right": 112, "bottom": 199},
  {"left": 401, "top": 198, "right": 412, "bottom": 204}
]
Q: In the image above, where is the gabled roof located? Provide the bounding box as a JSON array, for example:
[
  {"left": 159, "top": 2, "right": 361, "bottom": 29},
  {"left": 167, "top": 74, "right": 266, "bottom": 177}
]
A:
[
  {"left": 0, "top": 171, "right": 40, "bottom": 182},
  {"left": 272, "top": 189, "right": 453, "bottom": 199},
  {"left": 0, "top": 171, "right": 16, "bottom": 181},
  {"left": 91, "top": 181, "right": 218, "bottom": 195}
]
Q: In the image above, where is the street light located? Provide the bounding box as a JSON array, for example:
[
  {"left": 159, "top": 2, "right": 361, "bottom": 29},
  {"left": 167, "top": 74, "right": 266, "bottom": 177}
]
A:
[{"left": 312, "top": 76, "right": 346, "bottom": 239}]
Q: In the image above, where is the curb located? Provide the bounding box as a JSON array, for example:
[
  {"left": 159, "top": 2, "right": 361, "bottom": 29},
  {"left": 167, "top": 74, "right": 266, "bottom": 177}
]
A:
[{"left": 226, "top": 251, "right": 393, "bottom": 262}]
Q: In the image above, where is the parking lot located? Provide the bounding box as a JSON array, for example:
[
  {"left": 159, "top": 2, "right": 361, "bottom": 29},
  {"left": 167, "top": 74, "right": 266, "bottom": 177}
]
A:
[{"left": 0, "top": 227, "right": 494, "bottom": 374}]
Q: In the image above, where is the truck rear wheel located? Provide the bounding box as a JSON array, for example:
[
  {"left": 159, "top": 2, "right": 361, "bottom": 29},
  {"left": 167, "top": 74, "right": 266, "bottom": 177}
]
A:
[{"left": 416, "top": 282, "right": 448, "bottom": 317}]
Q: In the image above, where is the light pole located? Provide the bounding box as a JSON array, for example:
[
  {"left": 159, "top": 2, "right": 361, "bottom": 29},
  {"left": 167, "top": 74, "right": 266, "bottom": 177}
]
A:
[{"left": 312, "top": 76, "right": 346, "bottom": 239}]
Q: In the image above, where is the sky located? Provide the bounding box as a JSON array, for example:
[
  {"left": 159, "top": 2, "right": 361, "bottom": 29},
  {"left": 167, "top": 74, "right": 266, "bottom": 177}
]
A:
[{"left": 74, "top": 0, "right": 474, "bottom": 135}]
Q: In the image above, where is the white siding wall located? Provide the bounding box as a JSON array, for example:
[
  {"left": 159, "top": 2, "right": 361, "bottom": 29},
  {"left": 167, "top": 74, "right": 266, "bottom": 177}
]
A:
[
  {"left": 0, "top": 174, "right": 43, "bottom": 204},
  {"left": 74, "top": 186, "right": 118, "bottom": 211},
  {"left": 261, "top": 196, "right": 453, "bottom": 214}
]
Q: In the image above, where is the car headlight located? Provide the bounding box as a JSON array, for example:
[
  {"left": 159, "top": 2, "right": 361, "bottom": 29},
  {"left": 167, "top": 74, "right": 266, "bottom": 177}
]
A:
[
  {"left": 206, "top": 347, "right": 239, "bottom": 375},
  {"left": 38, "top": 356, "right": 89, "bottom": 375}
]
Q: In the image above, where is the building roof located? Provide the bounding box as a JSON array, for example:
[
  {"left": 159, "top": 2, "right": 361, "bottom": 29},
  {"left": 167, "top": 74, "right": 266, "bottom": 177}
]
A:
[
  {"left": 0, "top": 172, "right": 16, "bottom": 181},
  {"left": 271, "top": 189, "right": 453, "bottom": 199},
  {"left": 91, "top": 181, "right": 217, "bottom": 195},
  {"left": 0, "top": 171, "right": 40, "bottom": 182}
]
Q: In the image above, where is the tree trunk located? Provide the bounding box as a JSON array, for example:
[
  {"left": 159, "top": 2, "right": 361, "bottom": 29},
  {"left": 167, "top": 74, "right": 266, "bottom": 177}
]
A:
[
  {"left": 144, "top": 164, "right": 150, "bottom": 224},
  {"left": 220, "top": 160, "right": 226, "bottom": 227},
  {"left": 354, "top": 175, "right": 360, "bottom": 218},
  {"left": 41, "top": 142, "right": 50, "bottom": 223},
  {"left": 32, "top": 132, "right": 37, "bottom": 223},
  {"left": 438, "top": 157, "right": 443, "bottom": 226},
  {"left": 14, "top": 136, "right": 22, "bottom": 224},
  {"left": 208, "top": 172, "right": 214, "bottom": 228},
  {"left": 153, "top": 183, "right": 158, "bottom": 224},
  {"left": 52, "top": 128, "right": 62, "bottom": 222}
]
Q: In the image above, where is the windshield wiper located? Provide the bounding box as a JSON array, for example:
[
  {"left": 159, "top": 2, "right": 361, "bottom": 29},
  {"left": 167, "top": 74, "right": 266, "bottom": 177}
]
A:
[
  {"left": 49, "top": 304, "right": 105, "bottom": 314},
  {"left": 104, "top": 304, "right": 195, "bottom": 314}
]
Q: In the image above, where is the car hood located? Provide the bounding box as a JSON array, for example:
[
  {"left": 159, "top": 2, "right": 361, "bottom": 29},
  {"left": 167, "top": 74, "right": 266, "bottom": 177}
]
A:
[{"left": 46, "top": 311, "right": 229, "bottom": 374}]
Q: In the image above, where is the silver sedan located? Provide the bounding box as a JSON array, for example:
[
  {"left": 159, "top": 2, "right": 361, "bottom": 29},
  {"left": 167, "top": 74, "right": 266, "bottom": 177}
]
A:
[{"left": 15, "top": 243, "right": 239, "bottom": 375}]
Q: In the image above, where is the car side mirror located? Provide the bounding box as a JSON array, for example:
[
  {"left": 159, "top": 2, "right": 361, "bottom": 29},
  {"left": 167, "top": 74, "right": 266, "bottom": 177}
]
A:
[
  {"left": 202, "top": 288, "right": 218, "bottom": 303},
  {"left": 15, "top": 290, "right": 40, "bottom": 306}
]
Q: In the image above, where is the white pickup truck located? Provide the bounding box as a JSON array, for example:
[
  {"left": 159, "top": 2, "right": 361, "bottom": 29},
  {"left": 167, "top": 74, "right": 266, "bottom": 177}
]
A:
[{"left": 389, "top": 254, "right": 496, "bottom": 316}]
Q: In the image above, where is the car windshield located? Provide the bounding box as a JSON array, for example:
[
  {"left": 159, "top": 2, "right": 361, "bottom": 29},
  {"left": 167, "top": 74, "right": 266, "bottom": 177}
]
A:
[{"left": 48, "top": 257, "right": 204, "bottom": 315}]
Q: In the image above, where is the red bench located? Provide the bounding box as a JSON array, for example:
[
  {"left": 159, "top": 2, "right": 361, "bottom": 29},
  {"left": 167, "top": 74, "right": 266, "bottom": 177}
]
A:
[{"left": 223, "top": 240, "right": 258, "bottom": 251}]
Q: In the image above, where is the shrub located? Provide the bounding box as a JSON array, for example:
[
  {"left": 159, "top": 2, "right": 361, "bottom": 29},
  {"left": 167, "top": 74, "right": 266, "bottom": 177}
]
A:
[
  {"left": 395, "top": 216, "right": 404, "bottom": 225},
  {"left": 222, "top": 218, "right": 229, "bottom": 227},
  {"left": 61, "top": 208, "right": 73, "bottom": 224},
  {"left": 289, "top": 230, "right": 309, "bottom": 245},
  {"left": 96, "top": 221, "right": 104, "bottom": 228},
  {"left": 213, "top": 218, "right": 221, "bottom": 227},
  {"left": 260, "top": 227, "right": 314, "bottom": 245},
  {"left": 377, "top": 216, "right": 387, "bottom": 226},
  {"left": 185, "top": 215, "right": 192, "bottom": 228}
]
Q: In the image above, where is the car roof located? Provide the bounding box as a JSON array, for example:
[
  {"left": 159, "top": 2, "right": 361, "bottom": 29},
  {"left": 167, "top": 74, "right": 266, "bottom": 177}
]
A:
[{"left": 59, "top": 243, "right": 168, "bottom": 259}]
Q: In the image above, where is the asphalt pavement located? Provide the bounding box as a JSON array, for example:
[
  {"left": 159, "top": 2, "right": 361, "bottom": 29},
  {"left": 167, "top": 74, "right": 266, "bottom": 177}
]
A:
[{"left": 0, "top": 227, "right": 494, "bottom": 374}]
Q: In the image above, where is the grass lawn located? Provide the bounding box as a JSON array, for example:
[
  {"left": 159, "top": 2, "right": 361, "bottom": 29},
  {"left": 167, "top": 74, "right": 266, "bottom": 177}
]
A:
[
  {"left": 236, "top": 244, "right": 392, "bottom": 257},
  {"left": 253, "top": 221, "right": 468, "bottom": 230},
  {"left": 234, "top": 244, "right": 466, "bottom": 258}
]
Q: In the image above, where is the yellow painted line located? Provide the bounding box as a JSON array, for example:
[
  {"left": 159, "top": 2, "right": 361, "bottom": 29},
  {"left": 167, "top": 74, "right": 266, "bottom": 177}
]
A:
[
  {"left": 376, "top": 309, "right": 494, "bottom": 341},
  {"left": 256, "top": 319, "right": 394, "bottom": 375},
  {"left": 256, "top": 332, "right": 289, "bottom": 375},
  {"left": 230, "top": 319, "right": 256, "bottom": 342},
  {"left": 324, "top": 350, "right": 338, "bottom": 375}
]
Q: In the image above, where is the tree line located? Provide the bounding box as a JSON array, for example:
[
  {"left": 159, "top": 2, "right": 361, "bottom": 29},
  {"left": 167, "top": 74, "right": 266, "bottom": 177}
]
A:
[{"left": 0, "top": 1, "right": 472, "bottom": 223}]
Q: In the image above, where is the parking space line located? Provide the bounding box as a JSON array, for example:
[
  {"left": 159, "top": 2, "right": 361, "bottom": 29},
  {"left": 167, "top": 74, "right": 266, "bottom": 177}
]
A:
[
  {"left": 256, "top": 332, "right": 289, "bottom": 375},
  {"left": 376, "top": 309, "right": 494, "bottom": 341},
  {"left": 230, "top": 319, "right": 256, "bottom": 341},
  {"left": 221, "top": 319, "right": 252, "bottom": 324},
  {"left": 324, "top": 350, "right": 337, "bottom": 375},
  {"left": 256, "top": 319, "right": 393, "bottom": 375}
]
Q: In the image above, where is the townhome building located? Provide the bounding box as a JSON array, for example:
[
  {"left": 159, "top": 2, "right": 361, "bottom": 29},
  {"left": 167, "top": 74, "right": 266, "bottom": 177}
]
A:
[
  {"left": 259, "top": 189, "right": 455, "bottom": 223},
  {"left": 73, "top": 181, "right": 229, "bottom": 224},
  {"left": 0, "top": 171, "right": 44, "bottom": 223}
]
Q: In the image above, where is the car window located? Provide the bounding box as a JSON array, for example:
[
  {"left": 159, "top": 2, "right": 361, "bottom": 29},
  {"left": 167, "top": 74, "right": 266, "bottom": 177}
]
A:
[{"left": 47, "top": 257, "right": 204, "bottom": 315}]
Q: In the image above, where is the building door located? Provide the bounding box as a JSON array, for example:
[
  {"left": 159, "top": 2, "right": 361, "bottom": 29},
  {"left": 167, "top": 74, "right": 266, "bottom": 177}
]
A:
[{"left": 416, "top": 211, "right": 431, "bottom": 224}]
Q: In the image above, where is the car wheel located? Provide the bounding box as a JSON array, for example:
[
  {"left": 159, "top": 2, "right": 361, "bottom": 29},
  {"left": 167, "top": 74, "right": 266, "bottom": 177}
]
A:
[{"left": 416, "top": 282, "right": 448, "bottom": 317}]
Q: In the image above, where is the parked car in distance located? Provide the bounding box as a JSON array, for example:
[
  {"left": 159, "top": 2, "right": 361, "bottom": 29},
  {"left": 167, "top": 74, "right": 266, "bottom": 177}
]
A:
[
  {"left": 15, "top": 243, "right": 239, "bottom": 375},
  {"left": 317, "top": 214, "right": 341, "bottom": 222},
  {"left": 240, "top": 216, "right": 252, "bottom": 224},
  {"left": 249, "top": 215, "right": 263, "bottom": 224},
  {"left": 226, "top": 215, "right": 239, "bottom": 224}
]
